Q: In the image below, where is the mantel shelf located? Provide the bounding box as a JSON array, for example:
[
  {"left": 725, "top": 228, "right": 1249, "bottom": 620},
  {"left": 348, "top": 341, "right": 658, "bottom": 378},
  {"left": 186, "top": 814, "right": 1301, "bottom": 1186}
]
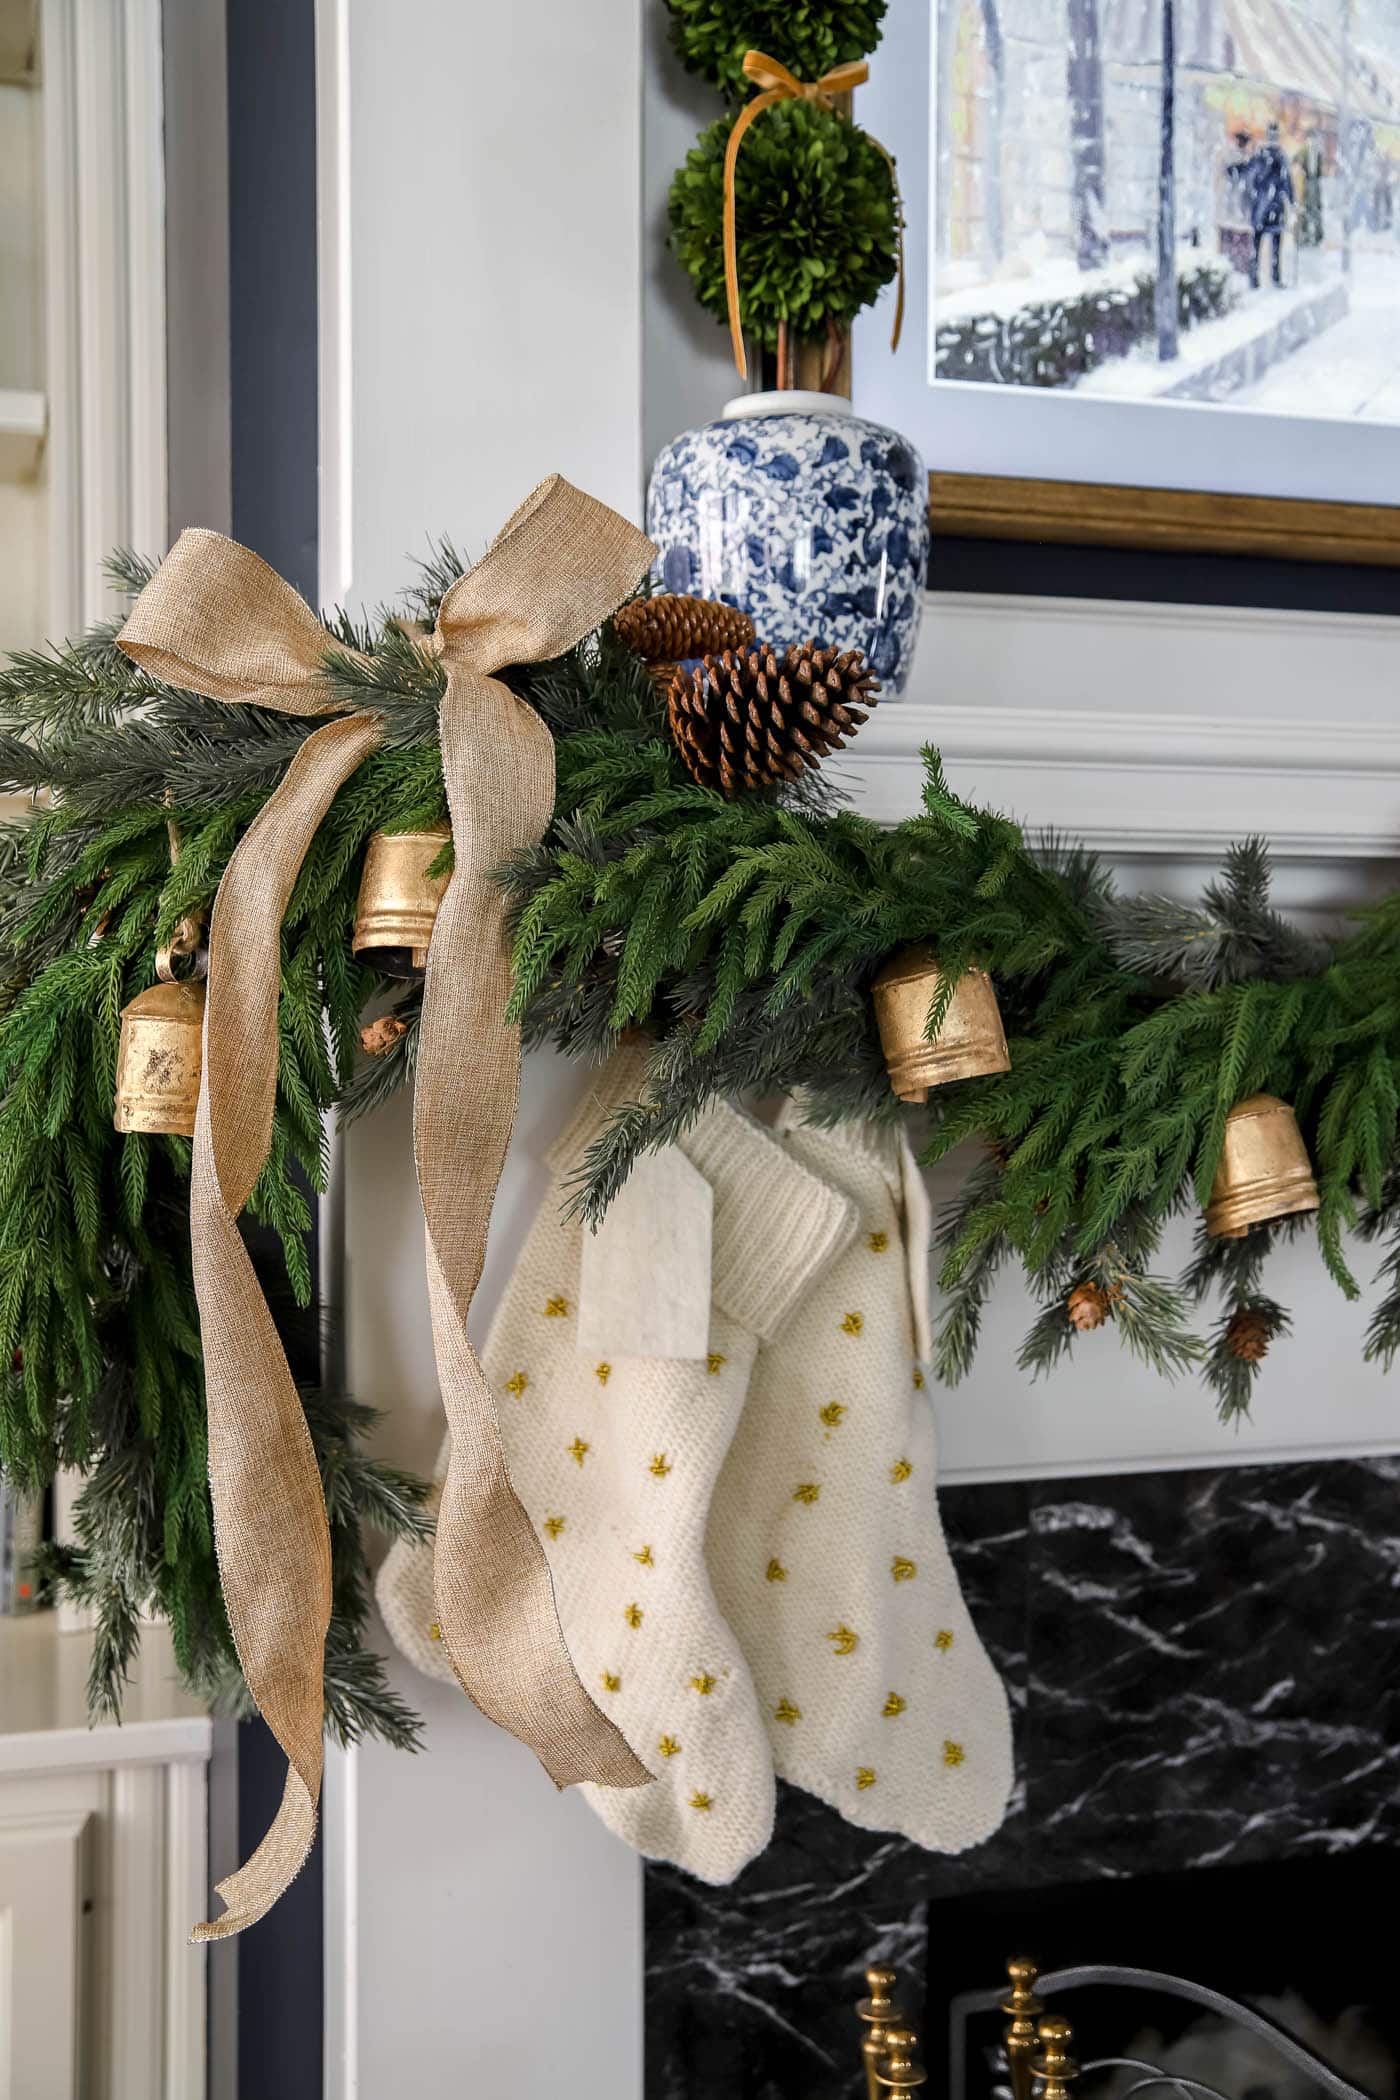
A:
[{"left": 0, "top": 386, "right": 46, "bottom": 479}]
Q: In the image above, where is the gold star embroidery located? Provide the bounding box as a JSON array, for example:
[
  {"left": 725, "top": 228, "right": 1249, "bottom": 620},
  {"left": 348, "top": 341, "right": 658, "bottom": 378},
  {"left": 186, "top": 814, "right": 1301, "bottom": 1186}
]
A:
[
  {"left": 891, "top": 1458, "right": 913, "bottom": 1484},
  {"left": 867, "top": 1231, "right": 889, "bottom": 1253},
  {"left": 856, "top": 1767, "right": 877, "bottom": 1791},
  {"left": 543, "top": 1296, "right": 569, "bottom": 1317},
  {"left": 892, "top": 1556, "right": 917, "bottom": 1583},
  {"left": 601, "top": 1671, "right": 621, "bottom": 1693},
  {"left": 766, "top": 1558, "right": 787, "bottom": 1583},
  {"left": 883, "top": 1692, "right": 906, "bottom": 1718},
  {"left": 688, "top": 1791, "right": 712, "bottom": 1813},
  {"left": 690, "top": 1673, "right": 716, "bottom": 1696},
  {"left": 774, "top": 1698, "right": 801, "bottom": 1726},
  {"left": 944, "top": 1739, "right": 966, "bottom": 1768},
  {"left": 913, "top": 1368, "right": 926, "bottom": 1390},
  {"left": 706, "top": 1352, "right": 727, "bottom": 1375},
  {"left": 624, "top": 1602, "right": 643, "bottom": 1629},
  {"left": 658, "top": 1735, "right": 681, "bottom": 1759},
  {"left": 840, "top": 1312, "right": 863, "bottom": 1336},
  {"left": 792, "top": 1482, "right": 820, "bottom": 1505},
  {"left": 429, "top": 1622, "right": 441, "bottom": 1641},
  {"left": 504, "top": 1371, "right": 528, "bottom": 1398},
  {"left": 935, "top": 1628, "right": 955, "bottom": 1653},
  {"left": 543, "top": 1515, "right": 566, "bottom": 1540},
  {"left": 595, "top": 1362, "right": 612, "bottom": 1385},
  {"left": 567, "top": 1436, "right": 590, "bottom": 1467},
  {"left": 633, "top": 1544, "right": 654, "bottom": 1568},
  {"left": 827, "top": 1624, "right": 858, "bottom": 1656},
  {"left": 818, "top": 1402, "right": 847, "bottom": 1430},
  {"left": 649, "top": 1453, "right": 672, "bottom": 1479}
]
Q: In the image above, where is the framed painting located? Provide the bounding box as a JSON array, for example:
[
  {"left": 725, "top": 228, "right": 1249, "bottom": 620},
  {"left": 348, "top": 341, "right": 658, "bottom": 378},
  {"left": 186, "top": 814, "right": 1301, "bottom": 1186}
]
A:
[{"left": 852, "top": 0, "right": 1400, "bottom": 561}]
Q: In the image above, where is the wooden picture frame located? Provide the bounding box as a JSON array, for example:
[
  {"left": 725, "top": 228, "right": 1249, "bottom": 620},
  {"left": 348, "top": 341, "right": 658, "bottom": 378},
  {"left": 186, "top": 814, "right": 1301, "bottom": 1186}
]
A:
[{"left": 929, "top": 473, "right": 1400, "bottom": 569}]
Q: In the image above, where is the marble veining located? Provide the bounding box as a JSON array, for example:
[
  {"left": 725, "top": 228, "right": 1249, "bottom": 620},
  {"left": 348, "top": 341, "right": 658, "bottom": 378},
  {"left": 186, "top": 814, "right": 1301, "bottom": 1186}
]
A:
[{"left": 645, "top": 1458, "right": 1400, "bottom": 2100}]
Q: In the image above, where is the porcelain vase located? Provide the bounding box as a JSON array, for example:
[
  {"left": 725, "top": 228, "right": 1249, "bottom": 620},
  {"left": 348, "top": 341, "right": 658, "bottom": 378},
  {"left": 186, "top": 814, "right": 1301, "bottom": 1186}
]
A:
[{"left": 646, "top": 390, "right": 928, "bottom": 693}]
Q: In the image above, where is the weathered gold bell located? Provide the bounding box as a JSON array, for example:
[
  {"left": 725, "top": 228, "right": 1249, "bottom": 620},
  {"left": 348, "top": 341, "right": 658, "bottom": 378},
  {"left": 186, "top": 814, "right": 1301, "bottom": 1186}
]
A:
[
  {"left": 352, "top": 826, "right": 452, "bottom": 978},
  {"left": 113, "top": 978, "right": 206, "bottom": 1136},
  {"left": 1204, "top": 1092, "right": 1319, "bottom": 1239},
  {"left": 871, "top": 943, "right": 1011, "bottom": 1103}
]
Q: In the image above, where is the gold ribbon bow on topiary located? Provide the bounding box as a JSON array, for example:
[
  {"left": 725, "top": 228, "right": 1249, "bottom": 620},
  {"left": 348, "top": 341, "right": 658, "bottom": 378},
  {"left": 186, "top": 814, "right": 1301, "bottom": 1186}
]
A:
[
  {"left": 118, "top": 476, "right": 655, "bottom": 1941},
  {"left": 722, "top": 49, "right": 906, "bottom": 379}
]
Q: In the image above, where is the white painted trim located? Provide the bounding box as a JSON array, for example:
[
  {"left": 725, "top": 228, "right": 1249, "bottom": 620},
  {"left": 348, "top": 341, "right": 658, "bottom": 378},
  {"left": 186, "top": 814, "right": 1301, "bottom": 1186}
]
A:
[
  {"left": 164, "top": 1760, "right": 208, "bottom": 2100},
  {"left": 0, "top": 1718, "right": 211, "bottom": 1780},
  {"left": 321, "top": 1737, "right": 358, "bottom": 2100},
  {"left": 108, "top": 1765, "right": 164, "bottom": 2100},
  {"left": 41, "top": 0, "right": 167, "bottom": 635},
  {"left": 315, "top": 0, "right": 352, "bottom": 611},
  {"left": 836, "top": 592, "right": 1400, "bottom": 858}
]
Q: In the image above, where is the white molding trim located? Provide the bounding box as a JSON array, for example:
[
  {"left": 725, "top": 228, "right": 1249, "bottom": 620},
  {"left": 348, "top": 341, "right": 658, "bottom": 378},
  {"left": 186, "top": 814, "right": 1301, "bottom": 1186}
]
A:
[
  {"left": 837, "top": 592, "right": 1400, "bottom": 859},
  {"left": 41, "top": 0, "right": 167, "bottom": 636}
]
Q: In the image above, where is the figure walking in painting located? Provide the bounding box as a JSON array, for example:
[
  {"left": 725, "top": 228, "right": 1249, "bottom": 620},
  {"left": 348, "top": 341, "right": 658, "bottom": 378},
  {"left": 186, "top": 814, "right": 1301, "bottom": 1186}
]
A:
[
  {"left": 1295, "top": 127, "right": 1325, "bottom": 249},
  {"left": 1247, "top": 123, "right": 1294, "bottom": 288},
  {"left": 1219, "top": 128, "right": 1255, "bottom": 279}
]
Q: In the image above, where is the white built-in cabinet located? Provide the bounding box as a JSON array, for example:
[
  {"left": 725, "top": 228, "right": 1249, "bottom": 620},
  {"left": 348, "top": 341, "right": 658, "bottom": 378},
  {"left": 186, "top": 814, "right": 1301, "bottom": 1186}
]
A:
[{"left": 0, "top": 1618, "right": 211, "bottom": 2098}]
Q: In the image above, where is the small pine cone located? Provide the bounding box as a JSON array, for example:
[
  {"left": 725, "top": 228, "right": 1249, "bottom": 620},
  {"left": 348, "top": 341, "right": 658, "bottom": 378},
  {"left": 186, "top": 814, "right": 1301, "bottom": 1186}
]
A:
[
  {"left": 1225, "top": 1306, "right": 1272, "bottom": 1363},
  {"left": 360, "top": 1013, "right": 408, "bottom": 1058},
  {"left": 667, "top": 640, "right": 880, "bottom": 796},
  {"left": 614, "top": 594, "right": 754, "bottom": 666},
  {"left": 1067, "top": 1280, "right": 1111, "bottom": 1332}
]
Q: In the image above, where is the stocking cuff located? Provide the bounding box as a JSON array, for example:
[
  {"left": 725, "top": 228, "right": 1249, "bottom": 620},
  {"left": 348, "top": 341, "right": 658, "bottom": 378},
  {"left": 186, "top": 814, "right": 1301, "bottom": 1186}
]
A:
[{"left": 677, "top": 1101, "right": 857, "bottom": 1340}]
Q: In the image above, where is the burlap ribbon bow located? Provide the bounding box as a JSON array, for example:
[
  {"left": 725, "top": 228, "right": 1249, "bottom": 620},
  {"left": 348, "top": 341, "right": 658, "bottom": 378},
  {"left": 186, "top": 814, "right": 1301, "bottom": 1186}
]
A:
[
  {"left": 118, "top": 476, "right": 655, "bottom": 1940},
  {"left": 723, "top": 48, "right": 906, "bottom": 379}
]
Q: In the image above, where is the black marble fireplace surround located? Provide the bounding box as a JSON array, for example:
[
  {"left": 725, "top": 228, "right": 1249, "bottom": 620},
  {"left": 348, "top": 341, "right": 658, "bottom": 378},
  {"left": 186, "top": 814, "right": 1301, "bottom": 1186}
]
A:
[{"left": 645, "top": 1457, "right": 1400, "bottom": 2099}]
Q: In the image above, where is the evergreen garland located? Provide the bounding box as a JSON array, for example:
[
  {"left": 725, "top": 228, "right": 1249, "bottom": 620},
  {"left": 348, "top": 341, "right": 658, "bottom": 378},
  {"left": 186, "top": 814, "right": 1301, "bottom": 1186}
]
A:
[{"left": 4, "top": 542, "right": 1398, "bottom": 1737}]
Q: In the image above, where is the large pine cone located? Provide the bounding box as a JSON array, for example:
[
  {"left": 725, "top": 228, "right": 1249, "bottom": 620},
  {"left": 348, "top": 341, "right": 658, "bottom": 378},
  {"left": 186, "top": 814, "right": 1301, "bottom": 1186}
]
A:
[
  {"left": 1225, "top": 1306, "right": 1272, "bottom": 1363},
  {"left": 614, "top": 594, "right": 755, "bottom": 666},
  {"left": 668, "top": 641, "right": 879, "bottom": 796}
]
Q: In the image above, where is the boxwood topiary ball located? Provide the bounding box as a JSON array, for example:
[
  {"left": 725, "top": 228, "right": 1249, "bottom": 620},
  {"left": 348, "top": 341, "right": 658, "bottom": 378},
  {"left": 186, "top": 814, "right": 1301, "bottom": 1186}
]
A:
[
  {"left": 668, "top": 99, "right": 899, "bottom": 354},
  {"left": 665, "top": 0, "right": 888, "bottom": 98}
]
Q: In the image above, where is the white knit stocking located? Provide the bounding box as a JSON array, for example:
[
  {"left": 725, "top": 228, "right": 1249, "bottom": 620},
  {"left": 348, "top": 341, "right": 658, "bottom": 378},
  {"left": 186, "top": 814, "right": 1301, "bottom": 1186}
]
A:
[
  {"left": 377, "top": 1073, "right": 856, "bottom": 1883},
  {"left": 706, "top": 1115, "right": 1014, "bottom": 1853}
]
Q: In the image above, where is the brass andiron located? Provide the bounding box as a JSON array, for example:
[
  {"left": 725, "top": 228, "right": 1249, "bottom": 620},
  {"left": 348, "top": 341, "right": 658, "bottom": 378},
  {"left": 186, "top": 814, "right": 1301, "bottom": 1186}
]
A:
[
  {"left": 1032, "top": 2015, "right": 1079, "bottom": 2100},
  {"left": 877, "top": 2026, "right": 929, "bottom": 2100},
  {"left": 856, "top": 1966, "right": 905, "bottom": 2100},
  {"left": 1001, "top": 1955, "right": 1044, "bottom": 2100}
]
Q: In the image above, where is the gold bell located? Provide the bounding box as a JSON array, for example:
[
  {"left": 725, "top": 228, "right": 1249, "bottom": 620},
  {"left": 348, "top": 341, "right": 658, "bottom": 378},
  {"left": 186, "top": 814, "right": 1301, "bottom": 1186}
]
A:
[
  {"left": 113, "top": 977, "right": 206, "bottom": 1136},
  {"left": 872, "top": 943, "right": 1010, "bottom": 1103},
  {"left": 1204, "top": 1092, "right": 1319, "bottom": 1239},
  {"left": 352, "top": 826, "right": 452, "bottom": 978}
]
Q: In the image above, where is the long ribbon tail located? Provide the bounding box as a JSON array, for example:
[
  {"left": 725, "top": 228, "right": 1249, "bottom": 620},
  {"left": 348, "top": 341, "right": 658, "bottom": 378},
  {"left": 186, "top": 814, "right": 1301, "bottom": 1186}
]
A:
[
  {"left": 723, "top": 88, "right": 784, "bottom": 378},
  {"left": 415, "top": 668, "right": 650, "bottom": 1791},
  {"left": 190, "top": 712, "right": 384, "bottom": 1942},
  {"left": 870, "top": 136, "right": 907, "bottom": 353}
]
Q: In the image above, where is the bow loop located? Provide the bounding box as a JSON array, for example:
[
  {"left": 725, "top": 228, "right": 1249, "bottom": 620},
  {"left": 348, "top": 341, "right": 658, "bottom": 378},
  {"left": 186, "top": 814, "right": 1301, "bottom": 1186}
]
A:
[
  {"left": 740, "top": 49, "right": 869, "bottom": 100},
  {"left": 118, "top": 528, "right": 358, "bottom": 717}
]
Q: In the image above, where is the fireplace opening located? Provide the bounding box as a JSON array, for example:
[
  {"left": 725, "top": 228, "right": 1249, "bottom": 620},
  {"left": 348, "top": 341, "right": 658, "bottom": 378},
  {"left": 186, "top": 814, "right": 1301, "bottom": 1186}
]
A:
[{"left": 926, "top": 1847, "right": 1399, "bottom": 2100}]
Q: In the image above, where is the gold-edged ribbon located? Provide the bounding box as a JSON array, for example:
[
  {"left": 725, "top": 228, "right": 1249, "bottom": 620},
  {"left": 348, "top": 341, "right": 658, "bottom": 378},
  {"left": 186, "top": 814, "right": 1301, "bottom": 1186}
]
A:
[
  {"left": 723, "top": 49, "right": 905, "bottom": 380},
  {"left": 117, "top": 477, "right": 655, "bottom": 1941}
]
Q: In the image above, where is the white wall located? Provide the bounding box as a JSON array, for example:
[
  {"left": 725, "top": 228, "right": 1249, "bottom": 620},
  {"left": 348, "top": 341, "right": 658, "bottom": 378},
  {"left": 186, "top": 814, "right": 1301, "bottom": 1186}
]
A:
[{"left": 320, "top": 3, "right": 648, "bottom": 2095}]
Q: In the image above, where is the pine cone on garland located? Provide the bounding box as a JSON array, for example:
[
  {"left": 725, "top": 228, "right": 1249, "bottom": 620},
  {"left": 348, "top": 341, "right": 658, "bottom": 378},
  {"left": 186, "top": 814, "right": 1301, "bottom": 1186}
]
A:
[
  {"left": 668, "top": 641, "right": 880, "bottom": 796},
  {"left": 614, "top": 594, "right": 755, "bottom": 680},
  {"left": 1225, "top": 1306, "right": 1272, "bottom": 1363},
  {"left": 1066, "top": 1280, "right": 1111, "bottom": 1332}
]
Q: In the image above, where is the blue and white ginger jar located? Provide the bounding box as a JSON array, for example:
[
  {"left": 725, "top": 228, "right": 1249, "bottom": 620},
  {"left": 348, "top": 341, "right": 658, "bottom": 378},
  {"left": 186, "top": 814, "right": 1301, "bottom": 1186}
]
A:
[{"left": 647, "top": 390, "right": 928, "bottom": 693}]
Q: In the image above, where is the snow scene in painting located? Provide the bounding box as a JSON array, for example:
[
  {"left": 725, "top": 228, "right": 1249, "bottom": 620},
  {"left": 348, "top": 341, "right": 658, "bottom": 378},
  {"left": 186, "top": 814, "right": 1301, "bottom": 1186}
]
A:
[{"left": 932, "top": 0, "right": 1400, "bottom": 423}]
